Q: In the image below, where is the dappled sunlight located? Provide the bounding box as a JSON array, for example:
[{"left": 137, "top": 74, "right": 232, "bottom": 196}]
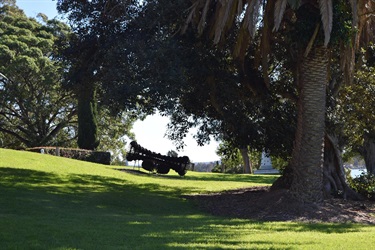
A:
[
  {"left": 0, "top": 167, "right": 129, "bottom": 194},
  {"left": 135, "top": 216, "right": 373, "bottom": 249},
  {"left": 115, "top": 167, "right": 279, "bottom": 195},
  {"left": 128, "top": 221, "right": 152, "bottom": 225},
  {"left": 2, "top": 149, "right": 375, "bottom": 249},
  {"left": 183, "top": 171, "right": 279, "bottom": 184},
  {"left": 120, "top": 166, "right": 279, "bottom": 184}
]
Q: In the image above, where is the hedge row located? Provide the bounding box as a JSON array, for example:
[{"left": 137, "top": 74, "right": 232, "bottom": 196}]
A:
[{"left": 26, "top": 147, "right": 111, "bottom": 165}]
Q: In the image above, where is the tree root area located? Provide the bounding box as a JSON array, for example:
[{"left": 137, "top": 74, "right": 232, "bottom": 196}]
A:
[{"left": 185, "top": 186, "right": 375, "bottom": 224}]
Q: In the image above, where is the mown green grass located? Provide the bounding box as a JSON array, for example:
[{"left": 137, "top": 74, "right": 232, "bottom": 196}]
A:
[{"left": 1, "top": 148, "right": 375, "bottom": 249}]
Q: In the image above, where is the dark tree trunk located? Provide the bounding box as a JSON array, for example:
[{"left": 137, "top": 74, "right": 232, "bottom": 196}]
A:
[
  {"left": 363, "top": 134, "right": 375, "bottom": 175},
  {"left": 77, "top": 85, "right": 99, "bottom": 150},
  {"left": 240, "top": 147, "right": 252, "bottom": 174},
  {"left": 323, "top": 134, "right": 362, "bottom": 200},
  {"left": 272, "top": 133, "right": 362, "bottom": 201},
  {"left": 289, "top": 47, "right": 327, "bottom": 203}
]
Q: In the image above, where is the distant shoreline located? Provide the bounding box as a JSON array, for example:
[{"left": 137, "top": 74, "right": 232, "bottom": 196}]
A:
[{"left": 344, "top": 166, "right": 366, "bottom": 170}]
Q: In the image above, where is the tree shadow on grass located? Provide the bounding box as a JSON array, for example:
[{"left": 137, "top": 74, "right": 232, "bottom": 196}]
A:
[
  {"left": 183, "top": 173, "right": 279, "bottom": 185},
  {"left": 0, "top": 167, "right": 372, "bottom": 250},
  {"left": 121, "top": 168, "right": 279, "bottom": 185}
]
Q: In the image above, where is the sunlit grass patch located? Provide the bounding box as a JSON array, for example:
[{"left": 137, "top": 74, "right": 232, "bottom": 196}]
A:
[{"left": 1, "top": 148, "right": 375, "bottom": 249}]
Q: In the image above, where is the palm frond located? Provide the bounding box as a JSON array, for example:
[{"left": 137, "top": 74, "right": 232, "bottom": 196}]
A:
[
  {"left": 258, "top": 0, "right": 274, "bottom": 89},
  {"left": 273, "top": 0, "right": 288, "bottom": 32},
  {"left": 318, "top": 0, "right": 333, "bottom": 46},
  {"left": 287, "top": 0, "right": 300, "bottom": 9},
  {"left": 198, "top": 0, "right": 212, "bottom": 34},
  {"left": 237, "top": 0, "right": 244, "bottom": 16},
  {"left": 242, "top": 0, "right": 262, "bottom": 38},
  {"left": 233, "top": 25, "right": 250, "bottom": 59},
  {"left": 349, "top": 0, "right": 358, "bottom": 29},
  {"left": 213, "top": 1, "right": 233, "bottom": 44},
  {"left": 304, "top": 23, "right": 320, "bottom": 57},
  {"left": 181, "top": 0, "right": 201, "bottom": 34}
]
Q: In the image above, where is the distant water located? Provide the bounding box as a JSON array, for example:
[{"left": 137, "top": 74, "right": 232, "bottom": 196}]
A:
[{"left": 349, "top": 168, "right": 367, "bottom": 178}]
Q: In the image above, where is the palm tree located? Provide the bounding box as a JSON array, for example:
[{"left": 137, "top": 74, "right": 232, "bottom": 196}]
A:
[{"left": 184, "top": 0, "right": 374, "bottom": 202}]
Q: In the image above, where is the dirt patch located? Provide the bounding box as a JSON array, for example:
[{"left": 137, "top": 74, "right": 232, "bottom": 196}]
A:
[{"left": 185, "top": 186, "right": 375, "bottom": 224}]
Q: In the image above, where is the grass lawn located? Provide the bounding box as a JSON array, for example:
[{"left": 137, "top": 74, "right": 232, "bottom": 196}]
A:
[{"left": 1, "top": 148, "right": 375, "bottom": 249}]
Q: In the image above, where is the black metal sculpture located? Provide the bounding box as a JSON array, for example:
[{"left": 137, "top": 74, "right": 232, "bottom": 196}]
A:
[{"left": 126, "top": 141, "right": 192, "bottom": 176}]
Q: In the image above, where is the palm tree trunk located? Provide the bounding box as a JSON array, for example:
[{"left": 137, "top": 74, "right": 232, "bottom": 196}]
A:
[{"left": 290, "top": 46, "right": 328, "bottom": 203}]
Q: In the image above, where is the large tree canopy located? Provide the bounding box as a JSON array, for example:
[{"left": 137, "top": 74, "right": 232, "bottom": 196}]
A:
[
  {"left": 0, "top": 3, "right": 76, "bottom": 148},
  {"left": 51, "top": 0, "right": 375, "bottom": 203},
  {"left": 181, "top": 0, "right": 375, "bottom": 202},
  {"left": 56, "top": 0, "right": 151, "bottom": 150},
  {"left": 335, "top": 50, "right": 375, "bottom": 174},
  {"left": 100, "top": 0, "right": 297, "bottom": 162}
]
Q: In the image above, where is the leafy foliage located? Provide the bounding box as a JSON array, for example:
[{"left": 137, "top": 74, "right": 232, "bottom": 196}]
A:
[
  {"left": 214, "top": 141, "right": 261, "bottom": 174},
  {"left": 0, "top": 3, "right": 76, "bottom": 148},
  {"left": 26, "top": 146, "right": 110, "bottom": 165},
  {"left": 0, "top": 2, "right": 136, "bottom": 158},
  {"left": 96, "top": 109, "right": 136, "bottom": 164},
  {"left": 347, "top": 171, "right": 375, "bottom": 200},
  {"left": 54, "top": 0, "right": 297, "bottom": 163},
  {"left": 120, "top": 0, "right": 297, "bottom": 161},
  {"left": 77, "top": 91, "right": 100, "bottom": 150},
  {"left": 333, "top": 50, "right": 375, "bottom": 172},
  {"left": 56, "top": 0, "right": 147, "bottom": 112},
  {"left": 56, "top": 0, "right": 153, "bottom": 150},
  {"left": 213, "top": 143, "right": 244, "bottom": 174}
]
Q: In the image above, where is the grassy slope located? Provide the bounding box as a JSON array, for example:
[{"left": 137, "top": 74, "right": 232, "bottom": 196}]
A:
[{"left": 0, "top": 148, "right": 374, "bottom": 250}]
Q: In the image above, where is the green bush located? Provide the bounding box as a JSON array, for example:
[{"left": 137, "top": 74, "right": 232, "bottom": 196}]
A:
[
  {"left": 26, "top": 147, "right": 111, "bottom": 165},
  {"left": 212, "top": 164, "right": 243, "bottom": 174},
  {"left": 346, "top": 170, "right": 375, "bottom": 200}
]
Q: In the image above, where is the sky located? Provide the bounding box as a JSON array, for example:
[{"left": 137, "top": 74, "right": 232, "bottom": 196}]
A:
[
  {"left": 131, "top": 115, "right": 220, "bottom": 163},
  {"left": 16, "top": 0, "right": 221, "bottom": 163},
  {"left": 17, "top": 0, "right": 60, "bottom": 19}
]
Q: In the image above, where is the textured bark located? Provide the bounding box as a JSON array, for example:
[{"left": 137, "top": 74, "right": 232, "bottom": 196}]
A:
[
  {"left": 363, "top": 134, "right": 375, "bottom": 175},
  {"left": 240, "top": 147, "right": 252, "bottom": 174},
  {"left": 290, "top": 47, "right": 327, "bottom": 203},
  {"left": 271, "top": 165, "right": 293, "bottom": 190},
  {"left": 323, "top": 134, "right": 362, "bottom": 200},
  {"left": 272, "top": 134, "right": 362, "bottom": 201}
]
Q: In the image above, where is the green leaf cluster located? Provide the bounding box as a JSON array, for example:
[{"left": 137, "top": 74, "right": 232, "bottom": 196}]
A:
[
  {"left": 335, "top": 61, "right": 375, "bottom": 153},
  {"left": 0, "top": 3, "right": 76, "bottom": 148},
  {"left": 347, "top": 170, "right": 375, "bottom": 200}
]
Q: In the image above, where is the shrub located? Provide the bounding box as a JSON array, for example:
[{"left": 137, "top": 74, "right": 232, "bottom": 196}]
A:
[
  {"left": 346, "top": 170, "right": 375, "bottom": 200},
  {"left": 26, "top": 147, "right": 111, "bottom": 165}
]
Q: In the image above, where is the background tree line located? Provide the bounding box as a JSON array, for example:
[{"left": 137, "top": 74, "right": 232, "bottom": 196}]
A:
[{"left": 0, "top": 0, "right": 136, "bottom": 162}]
